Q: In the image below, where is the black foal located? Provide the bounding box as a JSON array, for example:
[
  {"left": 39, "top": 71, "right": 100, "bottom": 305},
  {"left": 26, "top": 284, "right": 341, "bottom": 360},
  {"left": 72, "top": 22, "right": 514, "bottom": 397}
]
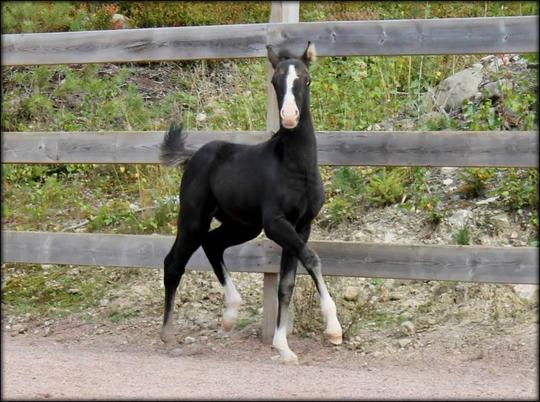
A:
[{"left": 159, "top": 42, "right": 342, "bottom": 363}]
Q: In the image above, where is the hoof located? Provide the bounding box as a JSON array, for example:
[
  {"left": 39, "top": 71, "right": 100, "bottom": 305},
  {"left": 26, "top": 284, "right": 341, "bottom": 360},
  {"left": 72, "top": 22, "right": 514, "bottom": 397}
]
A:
[
  {"left": 160, "top": 329, "right": 177, "bottom": 345},
  {"left": 271, "top": 353, "right": 299, "bottom": 365},
  {"left": 325, "top": 331, "right": 343, "bottom": 345},
  {"left": 222, "top": 319, "right": 234, "bottom": 332}
]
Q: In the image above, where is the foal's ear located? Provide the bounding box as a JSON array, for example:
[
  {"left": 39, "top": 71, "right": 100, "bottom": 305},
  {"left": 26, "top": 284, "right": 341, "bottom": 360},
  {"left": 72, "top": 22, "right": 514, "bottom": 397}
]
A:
[
  {"left": 302, "top": 41, "right": 317, "bottom": 66},
  {"left": 267, "top": 45, "right": 280, "bottom": 69}
]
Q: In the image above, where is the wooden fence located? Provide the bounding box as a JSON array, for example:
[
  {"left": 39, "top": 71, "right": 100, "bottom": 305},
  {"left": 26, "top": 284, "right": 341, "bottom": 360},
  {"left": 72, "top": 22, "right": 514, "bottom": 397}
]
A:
[{"left": 1, "top": 2, "right": 538, "bottom": 343}]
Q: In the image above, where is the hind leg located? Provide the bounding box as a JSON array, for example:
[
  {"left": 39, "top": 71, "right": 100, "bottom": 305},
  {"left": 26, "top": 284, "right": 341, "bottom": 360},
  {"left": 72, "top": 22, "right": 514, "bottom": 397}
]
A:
[
  {"left": 202, "top": 221, "right": 261, "bottom": 332},
  {"left": 161, "top": 201, "right": 214, "bottom": 345},
  {"left": 161, "top": 233, "right": 201, "bottom": 345}
]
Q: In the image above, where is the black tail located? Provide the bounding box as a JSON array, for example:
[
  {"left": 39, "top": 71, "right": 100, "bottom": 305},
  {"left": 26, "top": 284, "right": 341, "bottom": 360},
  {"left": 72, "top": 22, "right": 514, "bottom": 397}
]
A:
[{"left": 160, "top": 122, "right": 190, "bottom": 167}]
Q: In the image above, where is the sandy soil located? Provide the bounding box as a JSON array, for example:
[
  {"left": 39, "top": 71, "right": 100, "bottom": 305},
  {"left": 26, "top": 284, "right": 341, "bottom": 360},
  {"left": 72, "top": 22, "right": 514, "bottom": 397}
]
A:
[{"left": 2, "top": 320, "right": 538, "bottom": 401}]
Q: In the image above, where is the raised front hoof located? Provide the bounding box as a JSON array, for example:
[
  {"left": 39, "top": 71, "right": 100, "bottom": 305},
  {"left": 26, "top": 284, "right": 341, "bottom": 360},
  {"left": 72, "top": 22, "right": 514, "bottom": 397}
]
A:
[
  {"left": 271, "top": 353, "right": 299, "bottom": 365},
  {"left": 324, "top": 331, "right": 343, "bottom": 345}
]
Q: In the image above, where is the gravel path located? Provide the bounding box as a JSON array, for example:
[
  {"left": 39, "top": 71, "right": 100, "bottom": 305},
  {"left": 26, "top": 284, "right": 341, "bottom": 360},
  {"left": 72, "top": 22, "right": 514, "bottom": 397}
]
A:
[{"left": 3, "top": 335, "right": 537, "bottom": 400}]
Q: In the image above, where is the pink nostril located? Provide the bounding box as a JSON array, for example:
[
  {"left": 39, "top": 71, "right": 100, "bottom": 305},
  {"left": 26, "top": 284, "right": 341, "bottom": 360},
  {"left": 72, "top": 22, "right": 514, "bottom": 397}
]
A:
[{"left": 294, "top": 109, "right": 299, "bottom": 117}]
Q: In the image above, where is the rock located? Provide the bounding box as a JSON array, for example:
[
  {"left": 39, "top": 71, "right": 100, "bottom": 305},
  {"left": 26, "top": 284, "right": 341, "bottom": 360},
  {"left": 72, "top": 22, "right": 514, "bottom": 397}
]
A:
[
  {"left": 397, "top": 338, "right": 411, "bottom": 348},
  {"left": 510, "top": 231, "right": 519, "bottom": 239},
  {"left": 400, "top": 321, "right": 415, "bottom": 335},
  {"left": 441, "top": 167, "right": 458, "bottom": 175},
  {"left": 195, "top": 112, "right": 207, "bottom": 123},
  {"left": 475, "top": 196, "right": 499, "bottom": 206},
  {"left": 389, "top": 292, "right": 403, "bottom": 301},
  {"left": 99, "top": 298, "right": 109, "bottom": 307},
  {"left": 67, "top": 288, "right": 80, "bottom": 294},
  {"left": 383, "top": 232, "right": 394, "bottom": 243},
  {"left": 480, "top": 79, "right": 513, "bottom": 98},
  {"left": 513, "top": 285, "right": 538, "bottom": 302},
  {"left": 430, "top": 64, "right": 483, "bottom": 111},
  {"left": 442, "top": 178, "right": 454, "bottom": 186},
  {"left": 491, "top": 213, "right": 511, "bottom": 232},
  {"left": 448, "top": 209, "right": 473, "bottom": 228},
  {"left": 184, "top": 336, "right": 196, "bottom": 344},
  {"left": 12, "top": 324, "right": 26, "bottom": 334},
  {"left": 344, "top": 286, "right": 359, "bottom": 301}
]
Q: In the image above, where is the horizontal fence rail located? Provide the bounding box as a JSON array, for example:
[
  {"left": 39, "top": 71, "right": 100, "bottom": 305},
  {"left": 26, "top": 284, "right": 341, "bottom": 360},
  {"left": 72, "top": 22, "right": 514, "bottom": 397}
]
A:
[
  {"left": 2, "top": 130, "right": 538, "bottom": 167},
  {"left": 2, "top": 16, "right": 537, "bottom": 65},
  {"left": 2, "top": 231, "right": 538, "bottom": 284}
]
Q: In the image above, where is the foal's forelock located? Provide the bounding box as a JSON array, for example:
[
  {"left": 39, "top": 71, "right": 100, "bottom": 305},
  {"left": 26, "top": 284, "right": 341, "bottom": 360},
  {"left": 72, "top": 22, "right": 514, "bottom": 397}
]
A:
[{"left": 280, "top": 65, "right": 300, "bottom": 129}]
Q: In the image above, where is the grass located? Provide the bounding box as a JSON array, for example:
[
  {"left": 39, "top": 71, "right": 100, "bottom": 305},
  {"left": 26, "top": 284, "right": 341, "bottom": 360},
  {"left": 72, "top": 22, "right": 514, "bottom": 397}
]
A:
[{"left": 1, "top": 1, "right": 539, "bottom": 326}]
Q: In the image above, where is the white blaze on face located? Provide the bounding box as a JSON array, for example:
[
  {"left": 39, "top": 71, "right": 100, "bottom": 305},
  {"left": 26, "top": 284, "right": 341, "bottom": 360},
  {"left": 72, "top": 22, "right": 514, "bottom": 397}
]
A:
[{"left": 280, "top": 65, "right": 299, "bottom": 129}]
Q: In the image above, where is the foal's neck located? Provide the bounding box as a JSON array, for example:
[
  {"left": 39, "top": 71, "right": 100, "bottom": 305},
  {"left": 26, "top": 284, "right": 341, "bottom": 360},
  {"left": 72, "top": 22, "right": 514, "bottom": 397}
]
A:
[{"left": 278, "top": 108, "right": 318, "bottom": 169}]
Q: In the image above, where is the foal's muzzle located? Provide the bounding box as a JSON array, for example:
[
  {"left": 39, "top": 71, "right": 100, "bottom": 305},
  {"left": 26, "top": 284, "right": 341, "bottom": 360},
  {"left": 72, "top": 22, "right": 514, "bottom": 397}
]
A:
[{"left": 280, "top": 104, "right": 299, "bottom": 129}]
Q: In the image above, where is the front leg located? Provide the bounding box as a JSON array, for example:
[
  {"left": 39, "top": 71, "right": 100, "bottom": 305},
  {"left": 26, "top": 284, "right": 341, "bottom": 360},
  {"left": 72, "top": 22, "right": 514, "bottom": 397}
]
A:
[
  {"left": 303, "top": 253, "right": 343, "bottom": 345},
  {"left": 272, "top": 250, "right": 299, "bottom": 364},
  {"left": 297, "top": 223, "right": 342, "bottom": 346},
  {"left": 263, "top": 215, "right": 342, "bottom": 360}
]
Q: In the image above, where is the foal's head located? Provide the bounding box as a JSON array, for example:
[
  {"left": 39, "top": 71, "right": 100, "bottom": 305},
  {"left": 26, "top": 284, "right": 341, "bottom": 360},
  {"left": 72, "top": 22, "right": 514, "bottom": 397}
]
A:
[{"left": 267, "top": 42, "right": 316, "bottom": 130}]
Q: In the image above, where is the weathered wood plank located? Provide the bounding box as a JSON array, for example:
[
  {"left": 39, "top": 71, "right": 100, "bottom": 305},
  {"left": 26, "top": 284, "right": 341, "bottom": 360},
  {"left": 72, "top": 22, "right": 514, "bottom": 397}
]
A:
[
  {"left": 2, "top": 231, "right": 538, "bottom": 285},
  {"left": 2, "top": 16, "right": 537, "bottom": 66},
  {"left": 2, "top": 23, "right": 269, "bottom": 66},
  {"left": 268, "top": 16, "right": 539, "bottom": 56},
  {"left": 2, "top": 130, "right": 538, "bottom": 167}
]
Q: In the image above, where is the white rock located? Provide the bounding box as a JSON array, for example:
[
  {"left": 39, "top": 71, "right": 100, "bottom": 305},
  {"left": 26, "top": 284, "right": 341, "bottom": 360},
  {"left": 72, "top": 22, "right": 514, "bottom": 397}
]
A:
[
  {"left": 195, "top": 112, "right": 207, "bottom": 122},
  {"left": 184, "top": 336, "right": 196, "bottom": 344},
  {"left": 448, "top": 209, "right": 473, "bottom": 228},
  {"left": 397, "top": 338, "right": 411, "bottom": 348},
  {"left": 475, "top": 196, "right": 499, "bottom": 206},
  {"left": 441, "top": 167, "right": 458, "bottom": 175},
  {"left": 383, "top": 232, "right": 394, "bottom": 243},
  {"left": 344, "top": 286, "right": 359, "bottom": 301},
  {"left": 513, "top": 285, "right": 538, "bottom": 302},
  {"left": 442, "top": 178, "right": 453, "bottom": 186}
]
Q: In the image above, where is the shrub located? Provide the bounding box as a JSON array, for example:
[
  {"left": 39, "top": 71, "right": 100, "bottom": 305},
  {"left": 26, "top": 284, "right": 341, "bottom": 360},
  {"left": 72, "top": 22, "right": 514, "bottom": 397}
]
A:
[{"left": 365, "top": 168, "right": 406, "bottom": 207}]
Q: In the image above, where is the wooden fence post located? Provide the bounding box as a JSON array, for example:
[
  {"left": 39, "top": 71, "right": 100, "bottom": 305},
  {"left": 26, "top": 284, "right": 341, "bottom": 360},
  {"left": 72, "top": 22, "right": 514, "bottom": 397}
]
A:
[{"left": 262, "top": 0, "right": 300, "bottom": 344}]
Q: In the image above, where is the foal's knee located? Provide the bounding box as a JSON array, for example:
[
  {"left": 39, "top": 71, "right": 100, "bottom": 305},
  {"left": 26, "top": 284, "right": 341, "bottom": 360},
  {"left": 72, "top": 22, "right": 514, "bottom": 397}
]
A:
[
  {"left": 299, "top": 246, "right": 320, "bottom": 271},
  {"left": 278, "top": 282, "right": 295, "bottom": 305}
]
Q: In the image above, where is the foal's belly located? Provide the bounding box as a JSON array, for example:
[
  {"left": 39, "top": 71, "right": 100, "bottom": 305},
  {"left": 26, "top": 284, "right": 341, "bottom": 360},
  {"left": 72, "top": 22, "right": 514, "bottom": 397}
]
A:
[{"left": 210, "top": 176, "right": 264, "bottom": 227}]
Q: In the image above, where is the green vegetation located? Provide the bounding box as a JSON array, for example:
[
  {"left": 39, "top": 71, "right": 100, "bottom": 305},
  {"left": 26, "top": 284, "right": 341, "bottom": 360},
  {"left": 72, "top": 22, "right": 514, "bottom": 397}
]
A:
[
  {"left": 454, "top": 226, "right": 471, "bottom": 245},
  {"left": 2, "top": 2, "right": 538, "bottom": 323},
  {"left": 3, "top": 264, "right": 111, "bottom": 316}
]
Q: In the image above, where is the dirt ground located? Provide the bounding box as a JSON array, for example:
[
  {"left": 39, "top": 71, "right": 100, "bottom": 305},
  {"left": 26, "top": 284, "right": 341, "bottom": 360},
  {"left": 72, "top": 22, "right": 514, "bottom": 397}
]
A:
[{"left": 2, "top": 315, "right": 538, "bottom": 400}]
